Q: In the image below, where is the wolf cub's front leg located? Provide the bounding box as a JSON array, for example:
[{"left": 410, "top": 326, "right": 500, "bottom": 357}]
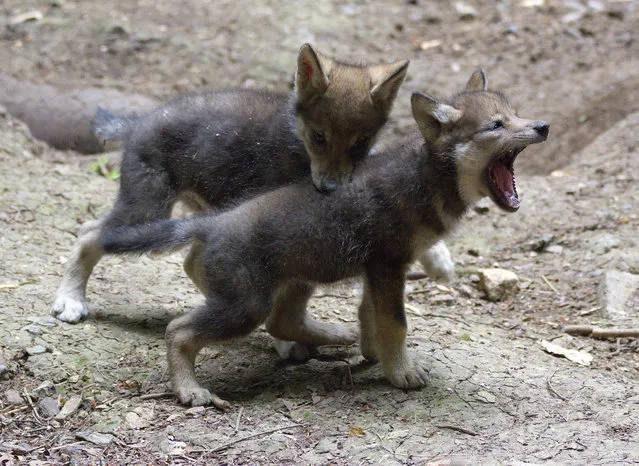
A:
[
  {"left": 419, "top": 240, "right": 455, "bottom": 283},
  {"left": 366, "top": 268, "right": 431, "bottom": 389}
]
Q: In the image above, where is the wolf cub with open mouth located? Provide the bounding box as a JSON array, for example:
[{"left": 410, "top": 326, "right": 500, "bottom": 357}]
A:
[{"left": 100, "top": 70, "right": 549, "bottom": 408}]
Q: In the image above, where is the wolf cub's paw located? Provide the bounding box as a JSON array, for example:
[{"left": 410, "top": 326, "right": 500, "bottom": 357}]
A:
[
  {"left": 360, "top": 334, "right": 378, "bottom": 362},
  {"left": 385, "top": 359, "right": 431, "bottom": 389},
  {"left": 51, "top": 295, "right": 88, "bottom": 323},
  {"left": 419, "top": 241, "right": 455, "bottom": 283},
  {"left": 177, "top": 386, "right": 230, "bottom": 410},
  {"left": 272, "top": 340, "right": 315, "bottom": 361}
]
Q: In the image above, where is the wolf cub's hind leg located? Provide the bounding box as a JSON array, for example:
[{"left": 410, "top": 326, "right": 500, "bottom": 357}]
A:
[
  {"left": 165, "top": 307, "right": 230, "bottom": 409},
  {"left": 266, "top": 282, "right": 359, "bottom": 360},
  {"left": 183, "top": 240, "right": 206, "bottom": 293},
  {"left": 166, "top": 290, "right": 268, "bottom": 408}
]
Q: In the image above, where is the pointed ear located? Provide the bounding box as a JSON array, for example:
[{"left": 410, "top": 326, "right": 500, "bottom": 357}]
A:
[
  {"left": 411, "top": 92, "right": 462, "bottom": 143},
  {"left": 465, "top": 68, "right": 487, "bottom": 91},
  {"left": 369, "top": 59, "right": 410, "bottom": 109},
  {"left": 296, "top": 44, "right": 329, "bottom": 103}
]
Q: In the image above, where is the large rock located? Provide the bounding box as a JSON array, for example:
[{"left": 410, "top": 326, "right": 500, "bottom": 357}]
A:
[
  {"left": 599, "top": 270, "right": 639, "bottom": 320},
  {"left": 479, "top": 268, "right": 519, "bottom": 302},
  {"left": 0, "top": 74, "right": 157, "bottom": 154}
]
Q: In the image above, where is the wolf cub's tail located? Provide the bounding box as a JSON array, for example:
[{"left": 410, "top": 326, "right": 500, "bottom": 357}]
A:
[
  {"left": 100, "top": 218, "right": 206, "bottom": 255},
  {"left": 90, "top": 107, "right": 139, "bottom": 143}
]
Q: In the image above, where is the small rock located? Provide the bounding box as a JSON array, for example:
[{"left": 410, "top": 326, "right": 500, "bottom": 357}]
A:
[
  {"left": 599, "top": 270, "right": 639, "bottom": 319},
  {"left": 0, "top": 442, "right": 32, "bottom": 454},
  {"left": 5, "top": 389, "right": 24, "bottom": 405},
  {"left": 9, "top": 10, "right": 43, "bottom": 25},
  {"left": 469, "top": 274, "right": 480, "bottom": 283},
  {"left": 433, "top": 294, "right": 455, "bottom": 305},
  {"left": 419, "top": 39, "right": 442, "bottom": 51},
  {"left": 479, "top": 268, "right": 519, "bottom": 301},
  {"left": 315, "top": 436, "right": 340, "bottom": 454},
  {"left": 0, "top": 364, "right": 8, "bottom": 376},
  {"left": 26, "top": 316, "right": 57, "bottom": 327},
  {"left": 159, "top": 439, "right": 187, "bottom": 455},
  {"left": 75, "top": 431, "right": 115, "bottom": 445},
  {"left": 457, "top": 284, "right": 477, "bottom": 298},
  {"left": 593, "top": 233, "right": 620, "bottom": 255},
  {"left": 38, "top": 397, "right": 60, "bottom": 418},
  {"left": 454, "top": 1, "right": 478, "bottom": 20},
  {"left": 33, "top": 381, "right": 55, "bottom": 398},
  {"left": 125, "top": 406, "right": 154, "bottom": 429},
  {"left": 55, "top": 396, "right": 83, "bottom": 421},
  {"left": 545, "top": 245, "right": 564, "bottom": 254},
  {"left": 185, "top": 406, "right": 206, "bottom": 416},
  {"left": 475, "top": 390, "right": 496, "bottom": 403},
  {"left": 25, "top": 345, "right": 48, "bottom": 356},
  {"left": 22, "top": 324, "right": 43, "bottom": 335},
  {"left": 528, "top": 234, "right": 555, "bottom": 252}
]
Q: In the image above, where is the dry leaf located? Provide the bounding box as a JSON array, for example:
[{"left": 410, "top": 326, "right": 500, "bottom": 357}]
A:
[
  {"left": 541, "top": 340, "right": 593, "bottom": 366},
  {"left": 349, "top": 425, "right": 365, "bottom": 437}
]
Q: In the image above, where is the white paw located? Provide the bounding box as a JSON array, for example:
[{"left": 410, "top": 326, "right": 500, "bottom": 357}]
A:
[
  {"left": 419, "top": 240, "right": 455, "bottom": 283},
  {"left": 51, "top": 294, "right": 88, "bottom": 323},
  {"left": 176, "top": 386, "right": 230, "bottom": 410},
  {"left": 385, "top": 359, "right": 431, "bottom": 389},
  {"left": 272, "top": 339, "right": 312, "bottom": 361}
]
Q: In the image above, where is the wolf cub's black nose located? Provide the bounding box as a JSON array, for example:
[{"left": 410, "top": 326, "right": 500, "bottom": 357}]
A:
[{"left": 535, "top": 122, "right": 550, "bottom": 139}]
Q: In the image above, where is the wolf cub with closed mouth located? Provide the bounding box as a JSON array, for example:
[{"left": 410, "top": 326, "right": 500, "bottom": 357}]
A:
[
  {"left": 52, "top": 44, "right": 416, "bottom": 325},
  {"left": 100, "top": 70, "right": 549, "bottom": 408}
]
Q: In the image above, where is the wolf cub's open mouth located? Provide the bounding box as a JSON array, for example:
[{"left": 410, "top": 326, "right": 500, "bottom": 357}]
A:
[{"left": 487, "top": 147, "right": 524, "bottom": 212}]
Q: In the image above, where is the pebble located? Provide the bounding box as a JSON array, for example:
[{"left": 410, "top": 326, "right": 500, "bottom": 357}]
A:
[
  {"left": 454, "top": 2, "right": 478, "bottom": 20},
  {"left": 159, "top": 439, "right": 187, "bottom": 455},
  {"left": 5, "top": 389, "right": 24, "bottom": 405},
  {"left": 457, "top": 284, "right": 477, "bottom": 298},
  {"left": 479, "top": 268, "right": 519, "bottom": 302},
  {"left": 125, "top": 406, "right": 154, "bottom": 429},
  {"left": 26, "top": 316, "right": 57, "bottom": 327},
  {"left": 185, "top": 406, "right": 206, "bottom": 416},
  {"left": 55, "top": 395, "right": 83, "bottom": 421},
  {"left": 593, "top": 233, "right": 620, "bottom": 255},
  {"left": 476, "top": 390, "right": 497, "bottom": 403},
  {"left": 22, "top": 324, "right": 43, "bottom": 335},
  {"left": 433, "top": 294, "right": 455, "bottom": 305},
  {"left": 25, "top": 345, "right": 48, "bottom": 356},
  {"left": 38, "top": 397, "right": 60, "bottom": 418},
  {"left": 0, "top": 364, "right": 8, "bottom": 376},
  {"left": 545, "top": 245, "right": 564, "bottom": 254},
  {"left": 599, "top": 270, "right": 639, "bottom": 320},
  {"left": 33, "top": 380, "right": 55, "bottom": 398},
  {"left": 75, "top": 431, "right": 115, "bottom": 445}
]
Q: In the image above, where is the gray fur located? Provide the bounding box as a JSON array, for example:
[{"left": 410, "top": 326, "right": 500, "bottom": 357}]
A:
[{"left": 99, "top": 76, "right": 550, "bottom": 406}]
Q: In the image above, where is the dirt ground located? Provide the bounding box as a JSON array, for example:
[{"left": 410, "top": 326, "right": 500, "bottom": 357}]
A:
[{"left": 1, "top": 0, "right": 638, "bottom": 464}]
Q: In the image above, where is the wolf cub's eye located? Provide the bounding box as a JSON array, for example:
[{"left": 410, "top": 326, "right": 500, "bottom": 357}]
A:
[
  {"left": 489, "top": 120, "right": 504, "bottom": 131},
  {"left": 351, "top": 137, "right": 370, "bottom": 153},
  {"left": 312, "top": 131, "right": 326, "bottom": 145}
]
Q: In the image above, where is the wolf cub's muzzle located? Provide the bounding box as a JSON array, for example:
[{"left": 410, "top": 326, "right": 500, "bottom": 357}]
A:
[{"left": 487, "top": 120, "right": 549, "bottom": 212}]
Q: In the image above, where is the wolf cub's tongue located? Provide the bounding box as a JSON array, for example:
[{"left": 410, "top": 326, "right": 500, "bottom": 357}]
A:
[{"left": 490, "top": 160, "right": 519, "bottom": 209}]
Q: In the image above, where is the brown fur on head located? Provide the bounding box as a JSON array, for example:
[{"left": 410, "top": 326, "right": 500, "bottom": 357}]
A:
[
  {"left": 411, "top": 69, "right": 549, "bottom": 212},
  {"left": 295, "top": 44, "right": 409, "bottom": 192}
]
